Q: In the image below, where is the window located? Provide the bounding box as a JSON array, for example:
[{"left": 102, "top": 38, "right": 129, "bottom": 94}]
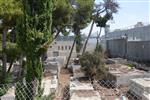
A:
[
  {"left": 69, "top": 46, "right": 71, "bottom": 50},
  {"left": 50, "top": 46, "right": 52, "bottom": 48},
  {"left": 61, "top": 46, "right": 64, "bottom": 50},
  {"left": 53, "top": 51, "right": 59, "bottom": 57},
  {"left": 54, "top": 42, "right": 57, "bottom": 44},
  {"left": 58, "top": 46, "right": 60, "bottom": 50},
  {"left": 65, "top": 46, "right": 67, "bottom": 50}
]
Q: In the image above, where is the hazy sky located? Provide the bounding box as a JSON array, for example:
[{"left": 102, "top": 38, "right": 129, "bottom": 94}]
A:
[{"left": 81, "top": 0, "right": 150, "bottom": 36}]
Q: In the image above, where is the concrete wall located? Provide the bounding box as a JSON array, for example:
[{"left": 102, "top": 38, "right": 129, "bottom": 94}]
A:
[
  {"left": 107, "top": 39, "right": 126, "bottom": 57},
  {"left": 106, "top": 25, "right": 150, "bottom": 41},
  {"left": 107, "top": 40, "right": 150, "bottom": 62},
  {"left": 47, "top": 40, "right": 77, "bottom": 59},
  {"left": 127, "top": 41, "right": 150, "bottom": 61},
  {"left": 85, "top": 43, "right": 96, "bottom": 53}
]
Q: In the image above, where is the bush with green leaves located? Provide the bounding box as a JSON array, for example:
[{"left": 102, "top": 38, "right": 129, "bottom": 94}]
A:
[
  {"left": 0, "top": 65, "right": 13, "bottom": 96},
  {"left": 79, "top": 52, "right": 107, "bottom": 81},
  {"left": 95, "top": 43, "right": 103, "bottom": 53},
  {"left": 16, "top": 0, "right": 53, "bottom": 99}
]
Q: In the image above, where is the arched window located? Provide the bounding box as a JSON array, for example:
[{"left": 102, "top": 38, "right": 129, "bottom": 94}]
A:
[
  {"left": 61, "top": 46, "right": 64, "bottom": 50},
  {"left": 65, "top": 46, "right": 67, "bottom": 50}
]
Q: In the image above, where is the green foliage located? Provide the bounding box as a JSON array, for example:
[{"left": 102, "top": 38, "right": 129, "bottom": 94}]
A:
[
  {"left": 35, "top": 93, "right": 55, "bottom": 100},
  {"left": 16, "top": 0, "right": 53, "bottom": 99},
  {"left": 65, "top": 0, "right": 94, "bottom": 68},
  {"left": 0, "top": 42, "right": 21, "bottom": 59},
  {"left": 17, "top": 0, "right": 53, "bottom": 60},
  {"left": 0, "top": 65, "right": 13, "bottom": 82},
  {"left": 76, "top": 34, "right": 82, "bottom": 53},
  {"left": 73, "top": 0, "right": 94, "bottom": 30},
  {"left": 0, "top": 65, "right": 13, "bottom": 96},
  {"left": 80, "top": 52, "right": 107, "bottom": 80},
  {"left": 73, "top": 0, "right": 94, "bottom": 31},
  {"left": 95, "top": 43, "right": 103, "bottom": 53},
  {"left": 72, "top": 0, "right": 94, "bottom": 52},
  {"left": 82, "top": 0, "right": 119, "bottom": 54},
  {"left": 104, "top": 0, "right": 119, "bottom": 13},
  {"left": 125, "top": 63, "right": 135, "bottom": 69},
  {"left": 94, "top": 0, "right": 119, "bottom": 28},
  {"left": 0, "top": 0, "right": 22, "bottom": 28},
  {"left": 95, "top": 13, "right": 112, "bottom": 27},
  {"left": 52, "top": 0, "right": 73, "bottom": 34},
  {"left": 17, "top": 0, "right": 53, "bottom": 58},
  {"left": 0, "top": 0, "right": 23, "bottom": 82},
  {"left": 0, "top": 87, "right": 7, "bottom": 96},
  {"left": 5, "top": 43, "right": 21, "bottom": 62},
  {"left": 63, "top": 31, "right": 70, "bottom": 36}
]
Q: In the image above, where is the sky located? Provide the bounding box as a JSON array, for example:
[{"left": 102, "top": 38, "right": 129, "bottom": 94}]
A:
[{"left": 81, "top": 0, "right": 150, "bottom": 36}]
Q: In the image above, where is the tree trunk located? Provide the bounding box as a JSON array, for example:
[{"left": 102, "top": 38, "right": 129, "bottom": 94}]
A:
[
  {"left": 65, "top": 27, "right": 80, "bottom": 68},
  {"left": 10, "top": 29, "right": 16, "bottom": 43},
  {"left": 65, "top": 38, "right": 76, "bottom": 68},
  {"left": 2, "top": 28, "right": 7, "bottom": 82},
  {"left": 18, "top": 54, "right": 23, "bottom": 79},
  {"left": 82, "top": 21, "right": 94, "bottom": 55},
  {"left": 54, "top": 30, "right": 60, "bottom": 40},
  {"left": 7, "top": 61, "right": 13, "bottom": 73},
  {"left": 96, "top": 27, "right": 102, "bottom": 46}
]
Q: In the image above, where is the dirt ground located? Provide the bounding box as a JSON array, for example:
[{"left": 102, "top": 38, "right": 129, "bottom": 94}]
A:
[
  {"left": 55, "top": 68, "right": 71, "bottom": 100},
  {"left": 59, "top": 68, "right": 71, "bottom": 86}
]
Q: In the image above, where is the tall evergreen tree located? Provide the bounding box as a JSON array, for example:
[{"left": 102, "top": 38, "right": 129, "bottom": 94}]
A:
[{"left": 17, "top": 0, "right": 53, "bottom": 99}]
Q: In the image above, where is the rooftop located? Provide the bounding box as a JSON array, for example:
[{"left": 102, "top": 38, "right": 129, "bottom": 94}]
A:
[{"left": 110, "top": 22, "right": 150, "bottom": 33}]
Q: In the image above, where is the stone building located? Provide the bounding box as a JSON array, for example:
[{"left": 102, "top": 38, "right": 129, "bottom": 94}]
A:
[
  {"left": 47, "top": 36, "right": 77, "bottom": 59},
  {"left": 105, "top": 22, "right": 150, "bottom": 41}
]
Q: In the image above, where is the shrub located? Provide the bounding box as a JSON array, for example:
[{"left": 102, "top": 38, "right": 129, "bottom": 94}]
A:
[{"left": 80, "top": 52, "right": 107, "bottom": 81}]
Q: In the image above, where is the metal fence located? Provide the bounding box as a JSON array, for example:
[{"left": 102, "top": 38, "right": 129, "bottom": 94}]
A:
[
  {"left": 107, "top": 39, "right": 150, "bottom": 62},
  {"left": 0, "top": 78, "right": 147, "bottom": 100},
  {"left": 0, "top": 80, "right": 145, "bottom": 100},
  {"left": 0, "top": 80, "right": 55, "bottom": 100},
  {"left": 107, "top": 39, "right": 126, "bottom": 58}
]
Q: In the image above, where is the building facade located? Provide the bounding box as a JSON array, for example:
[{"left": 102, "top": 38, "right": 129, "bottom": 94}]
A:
[
  {"left": 102, "top": 22, "right": 150, "bottom": 62},
  {"left": 47, "top": 36, "right": 77, "bottom": 59},
  {"left": 105, "top": 22, "right": 150, "bottom": 41}
]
